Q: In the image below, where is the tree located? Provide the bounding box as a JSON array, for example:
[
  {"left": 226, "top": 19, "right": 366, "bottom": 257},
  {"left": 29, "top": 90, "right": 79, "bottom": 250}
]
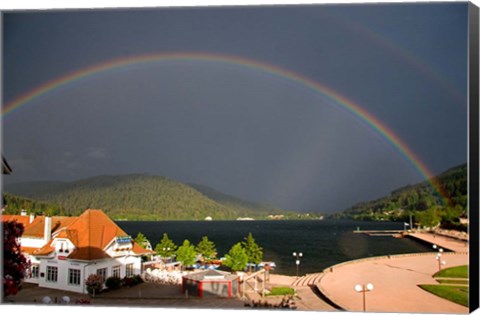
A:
[
  {"left": 154, "top": 233, "right": 177, "bottom": 258},
  {"left": 175, "top": 240, "right": 197, "bottom": 268},
  {"left": 223, "top": 242, "right": 248, "bottom": 272},
  {"left": 415, "top": 207, "right": 442, "bottom": 228},
  {"left": 195, "top": 236, "right": 217, "bottom": 263},
  {"left": 134, "top": 232, "right": 150, "bottom": 249},
  {"left": 3, "top": 220, "right": 30, "bottom": 297},
  {"left": 242, "top": 232, "right": 263, "bottom": 267}
]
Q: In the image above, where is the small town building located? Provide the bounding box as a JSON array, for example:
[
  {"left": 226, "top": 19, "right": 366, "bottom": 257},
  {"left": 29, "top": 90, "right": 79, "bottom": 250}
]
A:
[
  {"left": 2, "top": 209, "right": 152, "bottom": 294},
  {"left": 182, "top": 269, "right": 239, "bottom": 298}
]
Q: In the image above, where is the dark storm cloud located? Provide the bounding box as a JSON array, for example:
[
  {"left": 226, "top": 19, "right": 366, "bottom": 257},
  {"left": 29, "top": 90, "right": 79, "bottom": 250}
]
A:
[{"left": 2, "top": 3, "right": 469, "bottom": 212}]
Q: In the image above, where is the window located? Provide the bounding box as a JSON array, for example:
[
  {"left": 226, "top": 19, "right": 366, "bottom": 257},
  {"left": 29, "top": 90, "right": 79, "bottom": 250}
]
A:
[
  {"left": 125, "top": 263, "right": 134, "bottom": 277},
  {"left": 68, "top": 269, "right": 81, "bottom": 286},
  {"left": 112, "top": 265, "right": 121, "bottom": 278},
  {"left": 46, "top": 266, "right": 58, "bottom": 282},
  {"left": 96, "top": 268, "right": 107, "bottom": 281},
  {"left": 31, "top": 264, "right": 39, "bottom": 278}
]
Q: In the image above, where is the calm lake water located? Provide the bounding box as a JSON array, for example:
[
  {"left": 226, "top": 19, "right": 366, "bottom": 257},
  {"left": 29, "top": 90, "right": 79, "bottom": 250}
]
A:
[{"left": 117, "top": 220, "right": 433, "bottom": 276}]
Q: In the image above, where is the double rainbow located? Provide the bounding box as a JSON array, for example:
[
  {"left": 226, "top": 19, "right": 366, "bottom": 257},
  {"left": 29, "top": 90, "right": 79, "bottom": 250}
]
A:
[{"left": 2, "top": 52, "right": 450, "bottom": 204}]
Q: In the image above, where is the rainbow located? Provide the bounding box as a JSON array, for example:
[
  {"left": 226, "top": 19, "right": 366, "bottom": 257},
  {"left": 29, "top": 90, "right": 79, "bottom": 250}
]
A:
[{"left": 1, "top": 52, "right": 450, "bottom": 204}]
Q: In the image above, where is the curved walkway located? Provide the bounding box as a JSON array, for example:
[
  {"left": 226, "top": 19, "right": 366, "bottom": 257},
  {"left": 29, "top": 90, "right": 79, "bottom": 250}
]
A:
[{"left": 318, "top": 252, "right": 469, "bottom": 313}]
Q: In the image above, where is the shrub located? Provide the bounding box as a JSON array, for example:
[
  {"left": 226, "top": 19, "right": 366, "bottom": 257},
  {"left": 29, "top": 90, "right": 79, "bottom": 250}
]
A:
[
  {"left": 133, "top": 274, "right": 143, "bottom": 285},
  {"left": 122, "top": 275, "right": 144, "bottom": 287},
  {"left": 85, "top": 274, "right": 104, "bottom": 295},
  {"left": 105, "top": 276, "right": 122, "bottom": 290}
]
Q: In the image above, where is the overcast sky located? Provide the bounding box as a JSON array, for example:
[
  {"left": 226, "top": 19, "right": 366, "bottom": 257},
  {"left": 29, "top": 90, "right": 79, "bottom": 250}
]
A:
[{"left": 1, "top": 3, "right": 469, "bottom": 213}]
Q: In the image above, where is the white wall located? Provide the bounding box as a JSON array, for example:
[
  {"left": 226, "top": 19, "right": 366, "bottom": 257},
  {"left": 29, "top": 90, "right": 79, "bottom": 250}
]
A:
[
  {"left": 37, "top": 259, "right": 88, "bottom": 294},
  {"left": 36, "top": 255, "right": 143, "bottom": 294}
]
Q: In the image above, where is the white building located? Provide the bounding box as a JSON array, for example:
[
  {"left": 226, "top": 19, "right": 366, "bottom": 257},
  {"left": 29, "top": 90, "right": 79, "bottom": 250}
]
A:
[{"left": 2, "top": 209, "right": 151, "bottom": 294}]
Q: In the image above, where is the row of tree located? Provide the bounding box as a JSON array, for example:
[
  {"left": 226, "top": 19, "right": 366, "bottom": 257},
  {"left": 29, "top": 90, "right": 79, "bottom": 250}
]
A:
[{"left": 135, "top": 231, "right": 263, "bottom": 271}]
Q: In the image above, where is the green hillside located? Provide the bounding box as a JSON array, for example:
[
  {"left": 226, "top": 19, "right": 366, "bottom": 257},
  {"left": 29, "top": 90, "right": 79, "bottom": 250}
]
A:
[
  {"left": 331, "top": 163, "right": 468, "bottom": 230},
  {"left": 3, "top": 193, "right": 69, "bottom": 217},
  {"left": 3, "top": 174, "right": 289, "bottom": 220}
]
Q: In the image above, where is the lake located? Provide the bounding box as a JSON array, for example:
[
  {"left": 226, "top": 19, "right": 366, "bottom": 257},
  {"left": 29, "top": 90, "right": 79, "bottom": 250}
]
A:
[{"left": 117, "top": 219, "right": 433, "bottom": 276}]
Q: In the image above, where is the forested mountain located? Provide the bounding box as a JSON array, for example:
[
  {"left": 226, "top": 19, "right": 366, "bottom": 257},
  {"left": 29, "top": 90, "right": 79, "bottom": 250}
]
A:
[
  {"left": 331, "top": 163, "right": 468, "bottom": 229},
  {"left": 3, "top": 174, "right": 289, "bottom": 220}
]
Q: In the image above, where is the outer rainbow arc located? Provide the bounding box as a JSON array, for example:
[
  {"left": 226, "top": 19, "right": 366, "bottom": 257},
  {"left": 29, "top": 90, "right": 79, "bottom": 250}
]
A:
[{"left": 2, "top": 52, "right": 450, "bottom": 205}]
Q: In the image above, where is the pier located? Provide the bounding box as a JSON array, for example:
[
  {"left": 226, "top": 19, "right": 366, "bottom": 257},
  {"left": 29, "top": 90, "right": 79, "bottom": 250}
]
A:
[
  {"left": 354, "top": 228, "right": 469, "bottom": 253},
  {"left": 405, "top": 231, "right": 469, "bottom": 253},
  {"left": 353, "top": 229, "right": 405, "bottom": 237}
]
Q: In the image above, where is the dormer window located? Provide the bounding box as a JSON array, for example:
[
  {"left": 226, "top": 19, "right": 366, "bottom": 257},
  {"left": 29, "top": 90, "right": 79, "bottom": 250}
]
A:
[{"left": 56, "top": 241, "right": 68, "bottom": 254}]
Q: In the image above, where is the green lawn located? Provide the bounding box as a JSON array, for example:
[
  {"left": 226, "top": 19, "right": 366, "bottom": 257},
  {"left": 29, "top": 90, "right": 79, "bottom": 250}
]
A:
[
  {"left": 419, "top": 265, "right": 469, "bottom": 307},
  {"left": 266, "top": 286, "right": 295, "bottom": 296},
  {"left": 419, "top": 285, "right": 468, "bottom": 307},
  {"left": 437, "top": 279, "right": 469, "bottom": 285},
  {"left": 434, "top": 265, "right": 468, "bottom": 278}
]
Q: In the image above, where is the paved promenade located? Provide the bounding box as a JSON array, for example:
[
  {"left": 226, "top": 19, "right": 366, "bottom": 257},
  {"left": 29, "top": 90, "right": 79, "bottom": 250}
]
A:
[{"left": 317, "top": 231, "right": 470, "bottom": 314}]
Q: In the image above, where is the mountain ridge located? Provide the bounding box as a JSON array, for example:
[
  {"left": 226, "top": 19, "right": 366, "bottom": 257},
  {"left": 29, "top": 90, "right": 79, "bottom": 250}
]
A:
[{"left": 3, "top": 174, "right": 291, "bottom": 220}]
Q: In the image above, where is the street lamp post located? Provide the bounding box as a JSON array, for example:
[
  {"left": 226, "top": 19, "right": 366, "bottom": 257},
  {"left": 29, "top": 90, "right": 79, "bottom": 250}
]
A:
[
  {"left": 435, "top": 254, "right": 446, "bottom": 272},
  {"left": 433, "top": 245, "right": 446, "bottom": 272},
  {"left": 292, "top": 252, "right": 303, "bottom": 278},
  {"left": 354, "top": 283, "right": 374, "bottom": 312},
  {"left": 163, "top": 247, "right": 171, "bottom": 263}
]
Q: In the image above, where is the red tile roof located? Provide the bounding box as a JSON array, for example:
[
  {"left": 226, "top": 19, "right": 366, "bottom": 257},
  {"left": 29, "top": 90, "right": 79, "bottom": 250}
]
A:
[
  {"left": 1, "top": 214, "right": 32, "bottom": 227},
  {"left": 1, "top": 214, "right": 76, "bottom": 236},
  {"left": 31, "top": 239, "right": 55, "bottom": 256},
  {"left": 23, "top": 216, "right": 77, "bottom": 238},
  {"left": 33, "top": 209, "right": 152, "bottom": 260},
  {"left": 22, "top": 247, "right": 41, "bottom": 255}
]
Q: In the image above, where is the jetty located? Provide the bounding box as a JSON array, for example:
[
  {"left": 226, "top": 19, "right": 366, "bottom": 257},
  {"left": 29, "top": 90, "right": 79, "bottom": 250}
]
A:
[
  {"left": 353, "top": 229, "right": 405, "bottom": 237},
  {"left": 406, "top": 231, "right": 469, "bottom": 253},
  {"left": 353, "top": 228, "right": 468, "bottom": 253}
]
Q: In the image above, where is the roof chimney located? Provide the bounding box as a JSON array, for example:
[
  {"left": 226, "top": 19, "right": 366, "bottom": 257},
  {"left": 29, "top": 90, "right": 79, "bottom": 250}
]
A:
[
  {"left": 44, "top": 217, "right": 52, "bottom": 243},
  {"left": 20, "top": 209, "right": 27, "bottom": 216},
  {"left": 29, "top": 213, "right": 35, "bottom": 224}
]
